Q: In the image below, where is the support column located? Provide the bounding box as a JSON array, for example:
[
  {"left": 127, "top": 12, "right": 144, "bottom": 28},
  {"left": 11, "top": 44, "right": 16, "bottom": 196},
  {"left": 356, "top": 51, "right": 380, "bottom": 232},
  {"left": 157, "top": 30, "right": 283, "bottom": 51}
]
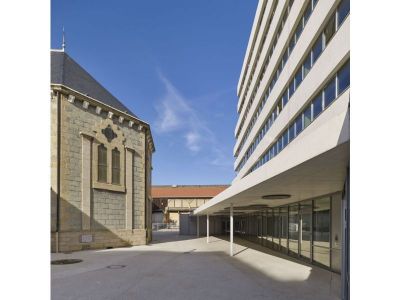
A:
[
  {"left": 81, "top": 134, "right": 92, "bottom": 230},
  {"left": 207, "top": 213, "right": 209, "bottom": 243},
  {"left": 230, "top": 203, "right": 233, "bottom": 256},
  {"left": 197, "top": 215, "right": 199, "bottom": 237}
]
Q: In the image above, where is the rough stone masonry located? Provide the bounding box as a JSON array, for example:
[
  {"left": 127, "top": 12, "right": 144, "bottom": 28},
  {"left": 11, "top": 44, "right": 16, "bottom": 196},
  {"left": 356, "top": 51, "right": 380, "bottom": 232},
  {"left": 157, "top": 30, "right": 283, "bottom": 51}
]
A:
[{"left": 50, "top": 50, "right": 155, "bottom": 252}]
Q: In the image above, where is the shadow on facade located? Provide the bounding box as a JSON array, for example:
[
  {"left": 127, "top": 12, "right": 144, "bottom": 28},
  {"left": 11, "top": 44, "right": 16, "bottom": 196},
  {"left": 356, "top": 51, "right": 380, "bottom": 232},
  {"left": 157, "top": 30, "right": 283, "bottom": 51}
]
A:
[{"left": 51, "top": 189, "right": 147, "bottom": 253}]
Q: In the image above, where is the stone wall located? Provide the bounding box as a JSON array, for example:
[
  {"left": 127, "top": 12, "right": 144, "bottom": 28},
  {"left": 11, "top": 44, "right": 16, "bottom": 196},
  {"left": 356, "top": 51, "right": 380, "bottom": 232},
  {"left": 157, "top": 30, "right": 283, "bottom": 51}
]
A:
[{"left": 51, "top": 89, "right": 153, "bottom": 252}]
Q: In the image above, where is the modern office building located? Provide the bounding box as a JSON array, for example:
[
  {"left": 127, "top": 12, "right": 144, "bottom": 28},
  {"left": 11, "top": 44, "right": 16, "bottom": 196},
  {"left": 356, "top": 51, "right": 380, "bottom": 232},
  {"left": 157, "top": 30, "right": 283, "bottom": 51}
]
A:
[
  {"left": 51, "top": 49, "right": 155, "bottom": 252},
  {"left": 194, "top": 0, "right": 349, "bottom": 298}
]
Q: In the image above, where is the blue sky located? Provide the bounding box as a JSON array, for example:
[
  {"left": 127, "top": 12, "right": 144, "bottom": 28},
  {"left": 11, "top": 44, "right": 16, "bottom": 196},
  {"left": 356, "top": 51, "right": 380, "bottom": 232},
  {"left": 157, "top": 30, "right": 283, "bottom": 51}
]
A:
[{"left": 51, "top": 0, "right": 258, "bottom": 185}]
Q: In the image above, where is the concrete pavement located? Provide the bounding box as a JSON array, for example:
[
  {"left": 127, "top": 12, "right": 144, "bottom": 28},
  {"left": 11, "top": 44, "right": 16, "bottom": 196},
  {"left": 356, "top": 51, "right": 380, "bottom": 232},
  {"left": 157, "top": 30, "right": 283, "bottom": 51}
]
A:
[{"left": 51, "top": 230, "right": 340, "bottom": 299}]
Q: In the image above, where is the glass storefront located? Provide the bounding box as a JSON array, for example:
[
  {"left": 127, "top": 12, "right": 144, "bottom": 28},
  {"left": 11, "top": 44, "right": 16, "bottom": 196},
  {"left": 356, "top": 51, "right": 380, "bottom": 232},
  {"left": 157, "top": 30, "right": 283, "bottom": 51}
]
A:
[{"left": 235, "top": 193, "right": 341, "bottom": 273}]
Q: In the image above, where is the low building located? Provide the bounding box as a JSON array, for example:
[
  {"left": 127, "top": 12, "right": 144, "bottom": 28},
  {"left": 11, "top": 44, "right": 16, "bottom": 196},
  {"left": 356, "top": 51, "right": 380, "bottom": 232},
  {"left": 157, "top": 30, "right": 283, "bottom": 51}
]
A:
[
  {"left": 51, "top": 49, "right": 155, "bottom": 252},
  {"left": 152, "top": 185, "right": 229, "bottom": 226}
]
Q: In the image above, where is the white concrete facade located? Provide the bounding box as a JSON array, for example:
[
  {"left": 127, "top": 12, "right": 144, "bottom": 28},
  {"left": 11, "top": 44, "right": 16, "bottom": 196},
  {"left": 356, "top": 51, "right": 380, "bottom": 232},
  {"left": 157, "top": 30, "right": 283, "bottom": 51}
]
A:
[
  {"left": 195, "top": 2, "right": 350, "bottom": 295},
  {"left": 195, "top": 0, "right": 350, "bottom": 214}
]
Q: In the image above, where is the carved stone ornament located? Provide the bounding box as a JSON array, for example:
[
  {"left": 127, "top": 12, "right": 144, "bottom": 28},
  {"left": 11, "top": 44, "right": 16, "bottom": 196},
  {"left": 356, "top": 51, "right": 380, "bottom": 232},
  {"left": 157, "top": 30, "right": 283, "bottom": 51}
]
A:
[
  {"left": 101, "top": 125, "right": 117, "bottom": 143},
  {"left": 67, "top": 94, "right": 75, "bottom": 103}
]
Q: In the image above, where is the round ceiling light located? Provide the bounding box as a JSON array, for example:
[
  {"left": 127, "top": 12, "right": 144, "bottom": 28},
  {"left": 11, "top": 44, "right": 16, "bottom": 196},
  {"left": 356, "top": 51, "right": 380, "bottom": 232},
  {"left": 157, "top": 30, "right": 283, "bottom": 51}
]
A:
[{"left": 262, "top": 194, "right": 291, "bottom": 200}]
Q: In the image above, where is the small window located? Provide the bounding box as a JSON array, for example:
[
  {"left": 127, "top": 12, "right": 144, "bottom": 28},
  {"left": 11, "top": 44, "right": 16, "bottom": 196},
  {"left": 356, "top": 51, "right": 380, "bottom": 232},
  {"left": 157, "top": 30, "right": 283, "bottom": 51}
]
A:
[
  {"left": 324, "top": 77, "right": 336, "bottom": 108},
  {"left": 295, "top": 20, "right": 303, "bottom": 43},
  {"left": 289, "top": 78, "right": 295, "bottom": 98},
  {"left": 280, "top": 135, "right": 285, "bottom": 150},
  {"left": 295, "top": 68, "right": 303, "bottom": 90},
  {"left": 98, "top": 144, "right": 107, "bottom": 183},
  {"left": 324, "top": 15, "right": 336, "bottom": 45},
  {"left": 312, "top": 0, "right": 319, "bottom": 10},
  {"left": 313, "top": 92, "right": 323, "bottom": 118},
  {"left": 282, "top": 131, "right": 288, "bottom": 148},
  {"left": 295, "top": 115, "right": 303, "bottom": 136},
  {"left": 282, "top": 91, "right": 288, "bottom": 107},
  {"left": 304, "top": 104, "right": 312, "bottom": 128},
  {"left": 288, "top": 123, "right": 296, "bottom": 142},
  {"left": 338, "top": 60, "right": 350, "bottom": 94},
  {"left": 112, "top": 148, "right": 120, "bottom": 184},
  {"left": 303, "top": 51, "right": 312, "bottom": 77},
  {"left": 276, "top": 139, "right": 281, "bottom": 153},
  {"left": 304, "top": 1, "right": 312, "bottom": 23},
  {"left": 283, "top": 50, "right": 288, "bottom": 66},
  {"left": 312, "top": 34, "right": 323, "bottom": 63},
  {"left": 289, "top": 37, "right": 295, "bottom": 55},
  {"left": 337, "top": 0, "right": 350, "bottom": 26},
  {"left": 277, "top": 99, "right": 283, "bottom": 115}
]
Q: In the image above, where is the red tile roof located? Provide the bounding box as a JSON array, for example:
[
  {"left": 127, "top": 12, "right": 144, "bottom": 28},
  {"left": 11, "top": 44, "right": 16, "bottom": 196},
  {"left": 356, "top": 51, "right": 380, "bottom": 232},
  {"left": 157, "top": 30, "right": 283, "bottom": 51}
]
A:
[{"left": 152, "top": 185, "right": 229, "bottom": 199}]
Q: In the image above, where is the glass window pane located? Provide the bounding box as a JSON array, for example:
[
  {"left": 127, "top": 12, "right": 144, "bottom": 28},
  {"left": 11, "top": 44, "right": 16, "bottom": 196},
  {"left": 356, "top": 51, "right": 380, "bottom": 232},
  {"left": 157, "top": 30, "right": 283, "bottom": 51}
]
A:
[
  {"left": 273, "top": 208, "right": 280, "bottom": 250},
  {"left": 313, "top": 92, "right": 323, "bottom": 118},
  {"left": 283, "top": 130, "right": 288, "bottom": 148},
  {"left": 300, "top": 201, "right": 312, "bottom": 259},
  {"left": 289, "top": 37, "right": 295, "bottom": 55},
  {"left": 288, "top": 123, "right": 295, "bottom": 142},
  {"left": 312, "top": 0, "right": 319, "bottom": 10},
  {"left": 289, "top": 79, "right": 295, "bottom": 98},
  {"left": 279, "top": 135, "right": 285, "bottom": 150},
  {"left": 98, "top": 144, "right": 107, "bottom": 183},
  {"left": 289, "top": 204, "right": 299, "bottom": 256},
  {"left": 295, "top": 21, "right": 303, "bottom": 43},
  {"left": 312, "top": 35, "right": 323, "bottom": 63},
  {"left": 304, "top": 1, "right": 312, "bottom": 23},
  {"left": 112, "top": 148, "right": 120, "bottom": 184},
  {"left": 337, "top": 0, "right": 350, "bottom": 26},
  {"left": 267, "top": 209, "right": 274, "bottom": 247},
  {"left": 280, "top": 206, "right": 288, "bottom": 252},
  {"left": 304, "top": 105, "right": 312, "bottom": 128},
  {"left": 313, "top": 197, "right": 331, "bottom": 267},
  {"left": 295, "top": 68, "right": 303, "bottom": 89},
  {"left": 282, "top": 91, "right": 288, "bottom": 107},
  {"left": 324, "top": 15, "right": 336, "bottom": 45},
  {"left": 295, "top": 114, "right": 303, "bottom": 136},
  {"left": 303, "top": 52, "right": 312, "bottom": 77},
  {"left": 338, "top": 60, "right": 350, "bottom": 94},
  {"left": 324, "top": 77, "right": 336, "bottom": 108}
]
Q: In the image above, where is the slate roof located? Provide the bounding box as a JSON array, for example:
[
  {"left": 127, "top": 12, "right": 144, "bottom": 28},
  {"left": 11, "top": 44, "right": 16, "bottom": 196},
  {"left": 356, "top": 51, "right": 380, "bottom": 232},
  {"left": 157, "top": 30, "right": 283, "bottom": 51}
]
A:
[
  {"left": 152, "top": 185, "right": 230, "bottom": 199},
  {"left": 51, "top": 50, "right": 137, "bottom": 117}
]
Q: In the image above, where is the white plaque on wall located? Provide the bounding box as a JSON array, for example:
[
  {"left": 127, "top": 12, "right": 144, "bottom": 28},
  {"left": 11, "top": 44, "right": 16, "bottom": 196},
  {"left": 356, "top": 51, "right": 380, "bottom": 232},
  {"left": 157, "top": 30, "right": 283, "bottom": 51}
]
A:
[{"left": 80, "top": 234, "right": 93, "bottom": 243}]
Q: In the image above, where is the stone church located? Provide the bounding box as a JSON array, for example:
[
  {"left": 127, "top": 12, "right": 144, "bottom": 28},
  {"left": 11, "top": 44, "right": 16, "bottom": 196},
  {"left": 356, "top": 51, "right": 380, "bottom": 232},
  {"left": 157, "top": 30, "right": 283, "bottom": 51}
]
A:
[{"left": 51, "top": 49, "right": 155, "bottom": 252}]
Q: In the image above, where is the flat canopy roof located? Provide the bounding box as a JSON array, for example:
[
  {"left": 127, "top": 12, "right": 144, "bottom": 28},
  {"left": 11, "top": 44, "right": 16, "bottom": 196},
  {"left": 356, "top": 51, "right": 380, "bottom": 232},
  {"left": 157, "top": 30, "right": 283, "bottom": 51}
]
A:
[{"left": 152, "top": 185, "right": 229, "bottom": 199}]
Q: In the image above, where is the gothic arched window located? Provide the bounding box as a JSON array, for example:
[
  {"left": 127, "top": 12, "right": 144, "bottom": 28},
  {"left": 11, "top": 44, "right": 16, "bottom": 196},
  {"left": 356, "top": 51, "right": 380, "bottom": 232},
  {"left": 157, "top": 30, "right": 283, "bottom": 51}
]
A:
[
  {"left": 112, "top": 147, "right": 120, "bottom": 184},
  {"left": 98, "top": 144, "right": 107, "bottom": 182}
]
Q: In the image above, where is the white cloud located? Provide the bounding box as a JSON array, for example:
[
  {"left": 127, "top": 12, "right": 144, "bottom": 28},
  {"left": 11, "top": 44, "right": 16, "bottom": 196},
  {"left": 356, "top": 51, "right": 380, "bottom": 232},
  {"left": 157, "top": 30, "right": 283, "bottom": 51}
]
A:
[{"left": 154, "top": 72, "right": 233, "bottom": 168}]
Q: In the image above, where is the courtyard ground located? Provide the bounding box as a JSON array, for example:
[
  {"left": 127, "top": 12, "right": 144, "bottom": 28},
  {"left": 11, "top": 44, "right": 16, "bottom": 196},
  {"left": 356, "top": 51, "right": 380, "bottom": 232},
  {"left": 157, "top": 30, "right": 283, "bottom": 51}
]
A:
[{"left": 51, "top": 229, "right": 340, "bottom": 300}]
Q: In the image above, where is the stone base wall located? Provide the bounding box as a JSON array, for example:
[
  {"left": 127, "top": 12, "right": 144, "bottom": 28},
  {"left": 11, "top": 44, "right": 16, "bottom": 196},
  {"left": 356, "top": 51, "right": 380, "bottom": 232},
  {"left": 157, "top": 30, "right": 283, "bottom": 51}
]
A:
[{"left": 51, "top": 229, "right": 146, "bottom": 252}]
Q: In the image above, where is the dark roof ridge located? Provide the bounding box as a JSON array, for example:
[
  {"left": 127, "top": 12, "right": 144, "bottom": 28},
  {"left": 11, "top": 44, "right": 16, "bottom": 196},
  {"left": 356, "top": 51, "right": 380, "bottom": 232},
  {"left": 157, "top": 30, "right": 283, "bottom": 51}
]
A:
[{"left": 51, "top": 50, "right": 137, "bottom": 118}]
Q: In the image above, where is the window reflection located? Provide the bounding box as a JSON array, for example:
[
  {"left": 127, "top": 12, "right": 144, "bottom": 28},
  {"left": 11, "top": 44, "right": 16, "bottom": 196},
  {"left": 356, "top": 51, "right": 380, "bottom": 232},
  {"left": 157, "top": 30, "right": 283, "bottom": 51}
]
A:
[
  {"left": 280, "top": 207, "right": 288, "bottom": 252},
  {"left": 313, "top": 197, "right": 331, "bottom": 267},
  {"left": 289, "top": 204, "right": 299, "bottom": 256},
  {"left": 324, "top": 78, "right": 336, "bottom": 108},
  {"left": 338, "top": 60, "right": 350, "bottom": 94},
  {"left": 300, "top": 201, "right": 312, "bottom": 259}
]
